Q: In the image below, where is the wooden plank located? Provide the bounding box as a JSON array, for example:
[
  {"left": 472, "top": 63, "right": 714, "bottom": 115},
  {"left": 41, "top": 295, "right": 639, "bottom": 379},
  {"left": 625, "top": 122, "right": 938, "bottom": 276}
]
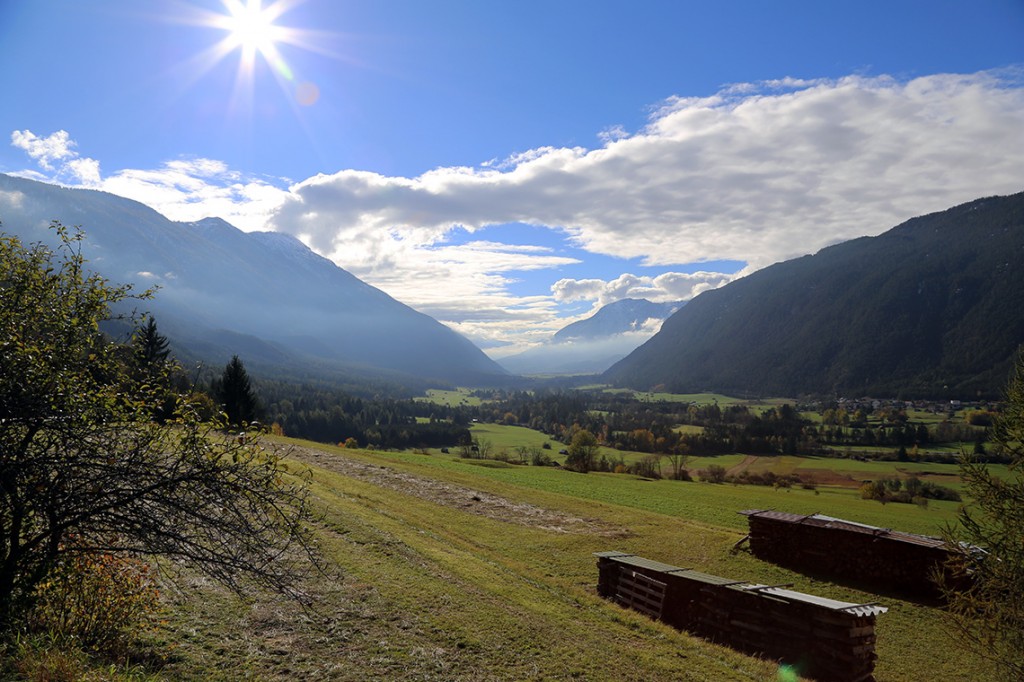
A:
[{"left": 615, "top": 570, "right": 666, "bottom": 619}]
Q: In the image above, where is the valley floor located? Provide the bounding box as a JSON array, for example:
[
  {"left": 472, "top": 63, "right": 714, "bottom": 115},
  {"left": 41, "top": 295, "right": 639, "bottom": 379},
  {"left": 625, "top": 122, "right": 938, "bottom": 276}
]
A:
[{"left": 142, "top": 437, "right": 995, "bottom": 681}]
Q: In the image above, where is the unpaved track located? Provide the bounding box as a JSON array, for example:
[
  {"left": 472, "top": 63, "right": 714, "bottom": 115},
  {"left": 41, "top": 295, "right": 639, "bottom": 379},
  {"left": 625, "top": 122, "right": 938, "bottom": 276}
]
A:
[{"left": 277, "top": 443, "right": 631, "bottom": 537}]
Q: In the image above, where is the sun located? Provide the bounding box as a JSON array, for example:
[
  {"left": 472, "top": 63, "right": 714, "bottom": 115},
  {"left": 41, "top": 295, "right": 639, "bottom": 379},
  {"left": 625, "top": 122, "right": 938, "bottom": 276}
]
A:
[
  {"left": 226, "top": 1, "right": 277, "bottom": 52},
  {"left": 223, "top": 1, "right": 284, "bottom": 64},
  {"left": 215, "top": 0, "right": 294, "bottom": 80},
  {"left": 172, "top": 0, "right": 329, "bottom": 111}
]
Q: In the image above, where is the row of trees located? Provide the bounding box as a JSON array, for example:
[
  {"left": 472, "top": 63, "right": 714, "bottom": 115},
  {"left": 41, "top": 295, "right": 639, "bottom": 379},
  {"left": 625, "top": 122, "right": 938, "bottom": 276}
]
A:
[
  {"left": 463, "top": 389, "right": 1001, "bottom": 460},
  {"left": 257, "top": 380, "right": 471, "bottom": 449}
]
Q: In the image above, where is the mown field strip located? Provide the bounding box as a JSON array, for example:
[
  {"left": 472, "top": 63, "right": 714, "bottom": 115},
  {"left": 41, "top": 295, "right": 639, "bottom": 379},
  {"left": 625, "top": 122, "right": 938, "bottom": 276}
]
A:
[
  {"left": 304, "top": 460, "right": 777, "bottom": 681},
  {"left": 274, "top": 438, "right": 999, "bottom": 681}
]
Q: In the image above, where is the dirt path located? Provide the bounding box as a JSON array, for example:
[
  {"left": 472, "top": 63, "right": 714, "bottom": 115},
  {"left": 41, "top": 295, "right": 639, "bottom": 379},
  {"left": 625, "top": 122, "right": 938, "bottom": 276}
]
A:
[
  {"left": 276, "top": 443, "right": 630, "bottom": 538},
  {"left": 726, "top": 454, "right": 759, "bottom": 476}
]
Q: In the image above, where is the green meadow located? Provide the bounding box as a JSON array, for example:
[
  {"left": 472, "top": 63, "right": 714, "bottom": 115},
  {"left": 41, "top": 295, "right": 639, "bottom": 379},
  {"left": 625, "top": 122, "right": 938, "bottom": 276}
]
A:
[
  {"left": 416, "top": 387, "right": 485, "bottom": 407},
  {"left": 141, "top": 434, "right": 998, "bottom": 681}
]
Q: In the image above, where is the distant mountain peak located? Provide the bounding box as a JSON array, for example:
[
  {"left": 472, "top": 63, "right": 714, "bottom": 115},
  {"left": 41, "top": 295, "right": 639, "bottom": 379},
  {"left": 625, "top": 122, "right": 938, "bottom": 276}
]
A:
[{"left": 553, "top": 298, "right": 683, "bottom": 342}]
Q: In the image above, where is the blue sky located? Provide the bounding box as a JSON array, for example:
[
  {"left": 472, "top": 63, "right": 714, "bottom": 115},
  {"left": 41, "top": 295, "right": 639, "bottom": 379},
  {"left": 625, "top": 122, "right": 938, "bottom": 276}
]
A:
[{"left": 2, "top": 1, "right": 1023, "bottom": 354}]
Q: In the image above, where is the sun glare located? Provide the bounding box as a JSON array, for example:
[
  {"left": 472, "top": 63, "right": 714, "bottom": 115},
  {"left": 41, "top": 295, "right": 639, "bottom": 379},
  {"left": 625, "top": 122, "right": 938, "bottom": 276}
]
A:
[
  {"left": 218, "top": 0, "right": 293, "bottom": 79},
  {"left": 226, "top": 1, "right": 276, "bottom": 52},
  {"left": 174, "top": 0, "right": 327, "bottom": 111}
]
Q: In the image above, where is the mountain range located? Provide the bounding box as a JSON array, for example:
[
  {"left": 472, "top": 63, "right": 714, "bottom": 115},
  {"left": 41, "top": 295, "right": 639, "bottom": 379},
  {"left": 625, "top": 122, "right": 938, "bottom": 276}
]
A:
[
  {"left": 605, "top": 192, "right": 1024, "bottom": 398},
  {"left": 4, "top": 173, "right": 1021, "bottom": 398},
  {"left": 497, "top": 298, "right": 682, "bottom": 375},
  {"left": 0, "top": 174, "right": 507, "bottom": 387}
]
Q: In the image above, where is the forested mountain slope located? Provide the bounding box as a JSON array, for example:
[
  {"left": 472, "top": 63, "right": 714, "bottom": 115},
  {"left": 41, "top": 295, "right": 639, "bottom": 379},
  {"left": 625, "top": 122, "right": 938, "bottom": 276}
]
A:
[
  {"left": 605, "top": 192, "right": 1024, "bottom": 397},
  {"left": 0, "top": 174, "right": 507, "bottom": 385}
]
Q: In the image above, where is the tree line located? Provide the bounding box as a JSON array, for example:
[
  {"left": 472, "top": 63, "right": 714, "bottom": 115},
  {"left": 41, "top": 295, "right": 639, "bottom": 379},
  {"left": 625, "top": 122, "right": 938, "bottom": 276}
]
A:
[{"left": 460, "top": 389, "right": 1004, "bottom": 462}]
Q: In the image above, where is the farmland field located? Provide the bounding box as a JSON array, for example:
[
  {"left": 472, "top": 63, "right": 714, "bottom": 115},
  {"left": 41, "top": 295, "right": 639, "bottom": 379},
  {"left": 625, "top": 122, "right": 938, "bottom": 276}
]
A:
[
  {"left": 139, "top": 434, "right": 999, "bottom": 681},
  {"left": 416, "top": 387, "right": 485, "bottom": 407}
]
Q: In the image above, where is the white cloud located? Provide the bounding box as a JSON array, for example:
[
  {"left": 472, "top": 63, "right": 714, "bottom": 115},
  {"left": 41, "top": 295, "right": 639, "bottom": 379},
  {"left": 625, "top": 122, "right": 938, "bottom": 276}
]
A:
[
  {"left": 551, "top": 271, "right": 734, "bottom": 308},
  {"left": 11, "top": 130, "right": 77, "bottom": 170},
  {"left": 11, "top": 129, "right": 103, "bottom": 186},
  {"left": 99, "top": 162, "right": 287, "bottom": 231},
  {"left": 598, "top": 124, "right": 628, "bottom": 143},
  {"left": 66, "top": 157, "right": 101, "bottom": 186},
  {"left": 8, "top": 132, "right": 288, "bottom": 231},
  {"left": 0, "top": 189, "right": 25, "bottom": 211},
  {"left": 10, "top": 69, "right": 1024, "bottom": 352},
  {"left": 269, "top": 70, "right": 1024, "bottom": 273}
]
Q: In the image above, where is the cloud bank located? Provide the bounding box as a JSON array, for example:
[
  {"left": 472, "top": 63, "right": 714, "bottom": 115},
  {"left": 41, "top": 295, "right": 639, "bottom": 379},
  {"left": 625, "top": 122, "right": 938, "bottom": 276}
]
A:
[
  {"left": 11, "top": 70, "right": 1024, "bottom": 352},
  {"left": 271, "top": 70, "right": 1024, "bottom": 274}
]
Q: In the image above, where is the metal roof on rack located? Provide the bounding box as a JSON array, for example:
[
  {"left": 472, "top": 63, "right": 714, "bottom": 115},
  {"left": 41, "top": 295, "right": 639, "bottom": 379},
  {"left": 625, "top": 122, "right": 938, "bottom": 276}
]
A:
[
  {"left": 738, "top": 509, "right": 948, "bottom": 549},
  {"left": 739, "top": 585, "right": 888, "bottom": 617}
]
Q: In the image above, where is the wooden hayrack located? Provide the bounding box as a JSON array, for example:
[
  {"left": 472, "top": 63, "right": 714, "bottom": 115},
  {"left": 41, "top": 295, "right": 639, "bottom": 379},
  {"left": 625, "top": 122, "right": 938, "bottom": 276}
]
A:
[{"left": 595, "top": 551, "right": 886, "bottom": 682}]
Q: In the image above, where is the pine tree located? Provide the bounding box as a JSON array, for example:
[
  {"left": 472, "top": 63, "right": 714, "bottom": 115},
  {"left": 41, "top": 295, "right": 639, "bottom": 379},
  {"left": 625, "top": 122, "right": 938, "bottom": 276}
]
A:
[
  {"left": 133, "top": 316, "right": 171, "bottom": 369},
  {"left": 131, "top": 316, "right": 178, "bottom": 421},
  {"left": 217, "top": 355, "right": 260, "bottom": 428},
  {"left": 943, "top": 350, "right": 1024, "bottom": 678}
]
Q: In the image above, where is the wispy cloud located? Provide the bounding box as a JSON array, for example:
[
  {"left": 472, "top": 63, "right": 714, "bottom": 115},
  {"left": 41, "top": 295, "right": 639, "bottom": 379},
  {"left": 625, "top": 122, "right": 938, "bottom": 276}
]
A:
[
  {"left": 10, "top": 69, "right": 1024, "bottom": 352},
  {"left": 100, "top": 160, "right": 287, "bottom": 231},
  {"left": 11, "top": 130, "right": 101, "bottom": 184}
]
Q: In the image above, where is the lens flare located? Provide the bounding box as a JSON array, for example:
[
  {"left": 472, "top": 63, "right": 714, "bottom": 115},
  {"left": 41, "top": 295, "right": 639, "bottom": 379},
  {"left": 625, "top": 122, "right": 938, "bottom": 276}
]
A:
[
  {"left": 295, "top": 81, "right": 320, "bottom": 106},
  {"left": 777, "top": 664, "right": 799, "bottom": 682}
]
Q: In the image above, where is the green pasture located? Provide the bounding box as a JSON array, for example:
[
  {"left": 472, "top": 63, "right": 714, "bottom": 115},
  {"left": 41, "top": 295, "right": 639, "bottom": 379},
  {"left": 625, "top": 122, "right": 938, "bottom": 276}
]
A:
[
  {"left": 366, "top": 446, "right": 960, "bottom": 537},
  {"left": 143, "top": 434, "right": 999, "bottom": 680},
  {"left": 466, "top": 422, "right": 554, "bottom": 450},
  {"left": 461, "top": 424, "right": 999, "bottom": 493},
  {"left": 416, "top": 387, "right": 484, "bottom": 407},
  {"left": 319, "top": 439, "right": 985, "bottom": 680}
]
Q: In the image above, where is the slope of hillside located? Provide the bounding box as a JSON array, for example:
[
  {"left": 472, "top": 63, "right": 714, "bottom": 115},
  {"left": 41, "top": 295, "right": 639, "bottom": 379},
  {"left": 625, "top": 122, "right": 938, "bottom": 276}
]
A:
[
  {"left": 125, "top": 436, "right": 992, "bottom": 681},
  {"left": 0, "top": 174, "right": 507, "bottom": 385},
  {"left": 605, "top": 192, "right": 1024, "bottom": 397}
]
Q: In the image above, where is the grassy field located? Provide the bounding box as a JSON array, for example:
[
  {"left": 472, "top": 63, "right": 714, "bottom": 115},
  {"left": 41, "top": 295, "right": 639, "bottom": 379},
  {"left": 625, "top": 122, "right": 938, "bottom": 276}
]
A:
[
  {"left": 462, "top": 423, "right": 994, "bottom": 493},
  {"left": 112, "top": 434, "right": 1002, "bottom": 681},
  {"left": 416, "top": 387, "right": 485, "bottom": 407}
]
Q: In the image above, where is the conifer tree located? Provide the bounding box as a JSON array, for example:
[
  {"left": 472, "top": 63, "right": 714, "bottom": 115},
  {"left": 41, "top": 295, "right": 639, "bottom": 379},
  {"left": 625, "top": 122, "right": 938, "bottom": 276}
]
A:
[
  {"left": 133, "top": 316, "right": 171, "bottom": 369},
  {"left": 944, "top": 350, "right": 1024, "bottom": 678},
  {"left": 217, "top": 355, "right": 260, "bottom": 428}
]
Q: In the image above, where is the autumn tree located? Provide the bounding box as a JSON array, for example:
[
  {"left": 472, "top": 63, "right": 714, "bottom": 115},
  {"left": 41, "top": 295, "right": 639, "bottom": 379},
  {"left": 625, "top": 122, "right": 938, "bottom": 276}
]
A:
[
  {"left": 0, "top": 225, "right": 317, "bottom": 632},
  {"left": 565, "top": 429, "right": 599, "bottom": 472},
  {"left": 943, "top": 349, "right": 1024, "bottom": 678}
]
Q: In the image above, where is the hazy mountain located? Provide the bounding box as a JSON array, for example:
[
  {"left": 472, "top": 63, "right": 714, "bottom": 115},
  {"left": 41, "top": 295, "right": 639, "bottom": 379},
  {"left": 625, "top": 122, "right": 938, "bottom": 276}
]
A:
[
  {"left": 604, "top": 192, "right": 1024, "bottom": 398},
  {"left": 0, "top": 174, "right": 507, "bottom": 385},
  {"left": 496, "top": 337, "right": 639, "bottom": 376},
  {"left": 553, "top": 298, "right": 683, "bottom": 342},
  {"left": 497, "top": 298, "right": 682, "bottom": 375}
]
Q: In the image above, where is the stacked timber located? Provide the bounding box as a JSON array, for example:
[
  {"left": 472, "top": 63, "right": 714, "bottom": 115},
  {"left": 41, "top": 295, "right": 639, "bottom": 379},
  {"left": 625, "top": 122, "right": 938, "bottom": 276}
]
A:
[
  {"left": 739, "top": 510, "right": 962, "bottom": 600},
  {"left": 594, "top": 551, "right": 886, "bottom": 682}
]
